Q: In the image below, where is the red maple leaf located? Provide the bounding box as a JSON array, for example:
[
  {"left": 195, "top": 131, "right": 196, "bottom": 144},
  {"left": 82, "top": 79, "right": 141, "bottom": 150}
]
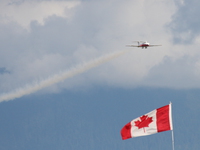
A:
[{"left": 134, "top": 115, "right": 153, "bottom": 133}]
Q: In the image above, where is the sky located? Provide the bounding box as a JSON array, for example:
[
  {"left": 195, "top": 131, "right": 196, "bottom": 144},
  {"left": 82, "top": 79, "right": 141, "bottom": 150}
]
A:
[{"left": 0, "top": 0, "right": 200, "bottom": 149}]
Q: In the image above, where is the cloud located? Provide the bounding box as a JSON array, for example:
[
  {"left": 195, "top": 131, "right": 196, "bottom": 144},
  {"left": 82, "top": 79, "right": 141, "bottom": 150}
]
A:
[
  {"left": 0, "top": 0, "right": 80, "bottom": 29},
  {"left": 142, "top": 55, "right": 199, "bottom": 88},
  {"left": 1, "top": 0, "right": 200, "bottom": 95},
  {"left": 169, "top": 0, "right": 200, "bottom": 43}
]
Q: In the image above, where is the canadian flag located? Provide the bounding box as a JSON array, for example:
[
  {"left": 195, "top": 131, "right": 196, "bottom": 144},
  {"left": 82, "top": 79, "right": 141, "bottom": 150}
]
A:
[{"left": 121, "top": 103, "right": 173, "bottom": 140}]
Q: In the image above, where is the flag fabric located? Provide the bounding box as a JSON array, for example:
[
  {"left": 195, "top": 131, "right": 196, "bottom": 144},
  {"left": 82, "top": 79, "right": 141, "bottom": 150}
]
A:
[{"left": 121, "top": 103, "right": 173, "bottom": 140}]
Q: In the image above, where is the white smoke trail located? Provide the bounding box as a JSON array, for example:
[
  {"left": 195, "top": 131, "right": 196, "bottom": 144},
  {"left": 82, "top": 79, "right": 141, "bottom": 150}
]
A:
[{"left": 0, "top": 50, "right": 129, "bottom": 102}]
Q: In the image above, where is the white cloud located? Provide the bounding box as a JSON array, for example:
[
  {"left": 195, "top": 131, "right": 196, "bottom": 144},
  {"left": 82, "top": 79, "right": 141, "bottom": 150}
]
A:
[
  {"left": 2, "top": 0, "right": 200, "bottom": 96},
  {"left": 169, "top": 0, "right": 200, "bottom": 43},
  {"left": 0, "top": 0, "right": 80, "bottom": 29}
]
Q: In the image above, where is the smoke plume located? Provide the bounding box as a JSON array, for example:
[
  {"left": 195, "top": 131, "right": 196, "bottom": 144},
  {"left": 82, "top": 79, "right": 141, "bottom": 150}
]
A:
[{"left": 0, "top": 50, "right": 129, "bottom": 102}]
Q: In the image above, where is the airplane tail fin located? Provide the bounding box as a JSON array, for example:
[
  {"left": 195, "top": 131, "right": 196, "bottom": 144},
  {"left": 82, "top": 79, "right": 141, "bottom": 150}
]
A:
[{"left": 133, "top": 41, "right": 140, "bottom": 46}]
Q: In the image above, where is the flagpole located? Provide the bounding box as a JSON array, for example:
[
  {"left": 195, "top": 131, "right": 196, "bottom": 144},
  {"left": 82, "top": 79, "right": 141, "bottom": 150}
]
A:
[
  {"left": 171, "top": 130, "right": 175, "bottom": 150},
  {"left": 170, "top": 102, "right": 175, "bottom": 150}
]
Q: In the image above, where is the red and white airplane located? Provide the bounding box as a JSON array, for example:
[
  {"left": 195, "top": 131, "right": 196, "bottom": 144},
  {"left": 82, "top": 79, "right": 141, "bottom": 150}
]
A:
[{"left": 126, "top": 41, "right": 161, "bottom": 49}]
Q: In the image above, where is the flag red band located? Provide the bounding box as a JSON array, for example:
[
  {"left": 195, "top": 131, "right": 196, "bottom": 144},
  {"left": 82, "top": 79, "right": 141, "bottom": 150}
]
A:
[
  {"left": 156, "top": 104, "right": 171, "bottom": 132},
  {"left": 121, "top": 122, "right": 132, "bottom": 140}
]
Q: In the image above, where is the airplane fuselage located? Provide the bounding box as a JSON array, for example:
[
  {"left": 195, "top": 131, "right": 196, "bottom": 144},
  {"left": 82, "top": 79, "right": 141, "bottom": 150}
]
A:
[{"left": 138, "top": 42, "right": 149, "bottom": 48}]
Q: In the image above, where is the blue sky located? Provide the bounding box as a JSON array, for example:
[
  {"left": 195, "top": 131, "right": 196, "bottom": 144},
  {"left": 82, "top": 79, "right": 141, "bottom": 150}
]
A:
[{"left": 0, "top": 0, "right": 200, "bottom": 149}]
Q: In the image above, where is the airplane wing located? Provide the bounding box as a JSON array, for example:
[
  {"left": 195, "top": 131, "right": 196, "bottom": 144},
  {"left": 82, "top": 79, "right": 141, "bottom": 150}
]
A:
[
  {"left": 126, "top": 45, "right": 139, "bottom": 47},
  {"left": 148, "top": 45, "right": 162, "bottom": 47}
]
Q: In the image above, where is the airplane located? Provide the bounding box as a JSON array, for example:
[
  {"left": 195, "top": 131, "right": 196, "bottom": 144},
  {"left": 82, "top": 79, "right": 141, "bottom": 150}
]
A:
[{"left": 126, "top": 41, "right": 162, "bottom": 49}]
